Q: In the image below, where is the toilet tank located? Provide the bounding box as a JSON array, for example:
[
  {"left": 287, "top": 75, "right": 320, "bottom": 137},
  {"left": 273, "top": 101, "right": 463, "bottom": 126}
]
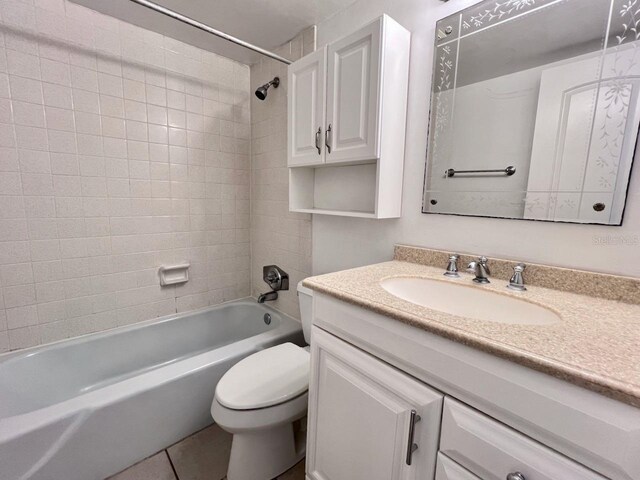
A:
[{"left": 297, "top": 281, "right": 313, "bottom": 345}]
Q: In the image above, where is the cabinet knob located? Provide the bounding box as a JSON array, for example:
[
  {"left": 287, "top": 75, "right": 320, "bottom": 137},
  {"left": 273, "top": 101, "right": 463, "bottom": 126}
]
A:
[{"left": 507, "top": 473, "right": 526, "bottom": 480}]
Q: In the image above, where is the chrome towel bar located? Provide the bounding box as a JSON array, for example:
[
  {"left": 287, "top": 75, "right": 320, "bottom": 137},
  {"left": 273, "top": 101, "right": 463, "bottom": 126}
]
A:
[{"left": 445, "top": 166, "right": 516, "bottom": 178}]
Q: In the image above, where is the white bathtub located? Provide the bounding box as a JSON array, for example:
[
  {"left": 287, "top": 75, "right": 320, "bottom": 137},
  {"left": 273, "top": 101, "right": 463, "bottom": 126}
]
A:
[{"left": 0, "top": 299, "right": 304, "bottom": 480}]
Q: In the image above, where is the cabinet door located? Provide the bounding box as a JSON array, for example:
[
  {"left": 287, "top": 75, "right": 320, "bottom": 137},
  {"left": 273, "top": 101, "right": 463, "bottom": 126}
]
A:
[
  {"left": 307, "top": 327, "right": 442, "bottom": 480},
  {"left": 288, "top": 47, "right": 326, "bottom": 166},
  {"left": 325, "top": 18, "right": 381, "bottom": 163}
]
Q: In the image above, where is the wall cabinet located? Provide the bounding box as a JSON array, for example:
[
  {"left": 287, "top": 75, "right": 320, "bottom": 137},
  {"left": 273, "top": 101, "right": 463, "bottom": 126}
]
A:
[
  {"left": 287, "top": 15, "right": 410, "bottom": 218},
  {"left": 306, "top": 327, "right": 443, "bottom": 480},
  {"left": 308, "top": 293, "right": 640, "bottom": 480},
  {"left": 288, "top": 48, "right": 326, "bottom": 167}
]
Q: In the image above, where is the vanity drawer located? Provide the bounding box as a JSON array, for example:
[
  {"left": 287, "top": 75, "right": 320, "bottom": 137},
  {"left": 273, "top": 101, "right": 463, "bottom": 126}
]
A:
[
  {"left": 436, "top": 453, "right": 480, "bottom": 480},
  {"left": 440, "top": 398, "right": 606, "bottom": 480}
]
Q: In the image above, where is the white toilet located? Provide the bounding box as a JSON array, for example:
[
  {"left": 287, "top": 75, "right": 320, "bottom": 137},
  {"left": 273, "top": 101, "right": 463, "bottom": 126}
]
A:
[{"left": 210, "top": 281, "right": 313, "bottom": 480}]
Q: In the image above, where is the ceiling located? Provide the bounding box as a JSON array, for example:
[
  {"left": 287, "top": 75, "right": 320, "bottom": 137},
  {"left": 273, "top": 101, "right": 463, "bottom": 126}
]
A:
[{"left": 71, "top": 0, "right": 357, "bottom": 64}]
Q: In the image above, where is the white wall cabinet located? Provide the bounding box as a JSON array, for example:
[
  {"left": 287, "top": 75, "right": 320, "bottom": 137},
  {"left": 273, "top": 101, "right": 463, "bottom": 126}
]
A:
[
  {"left": 307, "top": 327, "right": 443, "bottom": 480},
  {"left": 287, "top": 15, "right": 410, "bottom": 218},
  {"left": 288, "top": 48, "right": 326, "bottom": 166},
  {"left": 325, "top": 19, "right": 381, "bottom": 163},
  {"left": 308, "top": 293, "right": 640, "bottom": 480}
]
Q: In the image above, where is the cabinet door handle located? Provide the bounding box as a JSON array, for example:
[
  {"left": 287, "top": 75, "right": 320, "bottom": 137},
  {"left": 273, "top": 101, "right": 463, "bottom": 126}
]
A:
[
  {"left": 325, "top": 124, "right": 332, "bottom": 153},
  {"left": 405, "top": 409, "right": 421, "bottom": 466},
  {"left": 507, "top": 474, "right": 525, "bottom": 480},
  {"left": 315, "top": 127, "right": 322, "bottom": 155}
]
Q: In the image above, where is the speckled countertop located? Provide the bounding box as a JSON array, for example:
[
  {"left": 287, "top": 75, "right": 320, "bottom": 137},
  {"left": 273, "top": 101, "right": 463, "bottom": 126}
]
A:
[{"left": 303, "top": 257, "right": 640, "bottom": 408}]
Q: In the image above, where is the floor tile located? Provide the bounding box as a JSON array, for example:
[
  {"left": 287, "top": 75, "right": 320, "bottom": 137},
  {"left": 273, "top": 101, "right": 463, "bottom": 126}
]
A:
[
  {"left": 277, "top": 460, "right": 305, "bottom": 480},
  {"left": 167, "top": 424, "right": 233, "bottom": 480},
  {"left": 108, "top": 452, "right": 177, "bottom": 480}
]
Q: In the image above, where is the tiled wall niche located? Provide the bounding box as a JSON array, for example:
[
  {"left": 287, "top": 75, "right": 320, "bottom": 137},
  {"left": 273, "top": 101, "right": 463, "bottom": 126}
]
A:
[
  {"left": 0, "top": 0, "right": 252, "bottom": 352},
  {"left": 250, "top": 27, "right": 314, "bottom": 319}
]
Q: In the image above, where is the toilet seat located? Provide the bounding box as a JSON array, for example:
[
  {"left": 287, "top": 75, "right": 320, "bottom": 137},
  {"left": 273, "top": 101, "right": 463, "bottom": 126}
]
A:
[{"left": 215, "top": 343, "right": 310, "bottom": 410}]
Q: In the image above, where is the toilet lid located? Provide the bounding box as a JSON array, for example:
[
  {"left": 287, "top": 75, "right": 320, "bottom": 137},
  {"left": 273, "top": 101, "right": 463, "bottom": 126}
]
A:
[{"left": 215, "top": 343, "right": 310, "bottom": 410}]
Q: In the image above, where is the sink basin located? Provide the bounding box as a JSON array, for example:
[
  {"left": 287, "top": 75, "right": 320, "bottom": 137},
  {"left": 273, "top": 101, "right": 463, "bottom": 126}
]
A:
[{"left": 380, "top": 277, "right": 561, "bottom": 325}]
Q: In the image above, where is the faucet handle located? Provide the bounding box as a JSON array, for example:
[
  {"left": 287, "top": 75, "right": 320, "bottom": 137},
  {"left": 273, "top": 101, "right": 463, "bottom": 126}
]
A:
[
  {"left": 508, "top": 263, "right": 527, "bottom": 291},
  {"left": 444, "top": 254, "right": 460, "bottom": 277}
]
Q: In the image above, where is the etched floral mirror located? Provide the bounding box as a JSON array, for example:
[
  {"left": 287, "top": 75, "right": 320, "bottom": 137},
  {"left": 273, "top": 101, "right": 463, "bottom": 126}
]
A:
[{"left": 422, "top": 0, "right": 639, "bottom": 225}]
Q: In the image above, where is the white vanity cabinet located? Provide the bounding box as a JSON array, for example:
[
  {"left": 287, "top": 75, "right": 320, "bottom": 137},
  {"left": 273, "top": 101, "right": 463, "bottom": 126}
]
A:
[
  {"left": 439, "top": 399, "right": 605, "bottom": 480},
  {"left": 287, "top": 15, "right": 410, "bottom": 218},
  {"left": 306, "top": 327, "right": 443, "bottom": 480},
  {"left": 307, "top": 293, "right": 640, "bottom": 480}
]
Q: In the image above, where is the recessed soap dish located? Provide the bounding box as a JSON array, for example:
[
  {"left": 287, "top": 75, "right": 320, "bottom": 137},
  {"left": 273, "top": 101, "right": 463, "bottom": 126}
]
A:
[{"left": 159, "top": 264, "right": 190, "bottom": 286}]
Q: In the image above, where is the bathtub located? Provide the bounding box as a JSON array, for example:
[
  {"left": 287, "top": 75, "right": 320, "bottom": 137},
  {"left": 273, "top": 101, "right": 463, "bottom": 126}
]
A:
[{"left": 0, "top": 299, "right": 304, "bottom": 480}]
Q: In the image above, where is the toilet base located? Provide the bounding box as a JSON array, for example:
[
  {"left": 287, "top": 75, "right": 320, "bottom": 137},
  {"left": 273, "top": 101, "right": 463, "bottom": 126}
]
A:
[{"left": 227, "top": 420, "right": 306, "bottom": 480}]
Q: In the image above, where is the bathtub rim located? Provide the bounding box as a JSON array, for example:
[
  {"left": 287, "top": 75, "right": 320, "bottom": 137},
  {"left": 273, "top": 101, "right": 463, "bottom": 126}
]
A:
[{"left": 0, "top": 297, "right": 299, "bottom": 362}]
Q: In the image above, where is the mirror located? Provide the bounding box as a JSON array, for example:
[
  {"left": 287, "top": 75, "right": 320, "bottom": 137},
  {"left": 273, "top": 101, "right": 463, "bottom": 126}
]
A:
[{"left": 423, "top": 0, "right": 638, "bottom": 225}]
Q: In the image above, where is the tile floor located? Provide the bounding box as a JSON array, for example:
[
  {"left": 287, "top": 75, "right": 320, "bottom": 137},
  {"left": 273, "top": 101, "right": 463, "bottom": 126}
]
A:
[{"left": 108, "top": 424, "right": 305, "bottom": 480}]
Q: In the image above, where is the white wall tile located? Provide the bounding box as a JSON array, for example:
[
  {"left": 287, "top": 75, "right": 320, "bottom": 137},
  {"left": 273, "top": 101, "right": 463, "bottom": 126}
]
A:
[
  {"left": 0, "top": 0, "right": 253, "bottom": 351},
  {"left": 42, "top": 82, "right": 72, "bottom": 109}
]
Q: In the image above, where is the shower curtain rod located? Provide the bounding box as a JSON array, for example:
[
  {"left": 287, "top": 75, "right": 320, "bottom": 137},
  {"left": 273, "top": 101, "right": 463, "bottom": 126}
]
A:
[{"left": 127, "top": 0, "right": 293, "bottom": 65}]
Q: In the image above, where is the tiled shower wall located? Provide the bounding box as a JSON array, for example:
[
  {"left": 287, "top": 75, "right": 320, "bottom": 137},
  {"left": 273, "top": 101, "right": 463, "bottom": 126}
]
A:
[
  {"left": 250, "top": 28, "right": 314, "bottom": 319},
  {"left": 0, "top": 0, "right": 251, "bottom": 352}
]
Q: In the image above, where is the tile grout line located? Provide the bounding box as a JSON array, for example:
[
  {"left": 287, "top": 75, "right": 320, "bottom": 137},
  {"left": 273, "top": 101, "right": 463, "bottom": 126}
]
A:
[{"left": 164, "top": 449, "right": 180, "bottom": 480}]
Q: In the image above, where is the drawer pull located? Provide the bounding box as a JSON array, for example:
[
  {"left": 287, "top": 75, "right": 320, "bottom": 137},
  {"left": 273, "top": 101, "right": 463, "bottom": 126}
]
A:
[
  {"left": 507, "top": 473, "right": 526, "bottom": 480},
  {"left": 405, "top": 409, "right": 421, "bottom": 466}
]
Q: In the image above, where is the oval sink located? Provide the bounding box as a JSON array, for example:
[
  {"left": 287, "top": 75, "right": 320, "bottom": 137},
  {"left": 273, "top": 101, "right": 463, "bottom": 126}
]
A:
[{"left": 380, "top": 277, "right": 561, "bottom": 325}]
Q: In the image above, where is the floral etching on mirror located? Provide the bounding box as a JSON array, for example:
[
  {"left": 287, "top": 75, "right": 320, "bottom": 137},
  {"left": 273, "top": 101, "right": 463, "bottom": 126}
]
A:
[
  {"left": 427, "top": 41, "right": 458, "bottom": 208},
  {"left": 424, "top": 0, "right": 638, "bottom": 224},
  {"left": 461, "top": 0, "right": 553, "bottom": 33}
]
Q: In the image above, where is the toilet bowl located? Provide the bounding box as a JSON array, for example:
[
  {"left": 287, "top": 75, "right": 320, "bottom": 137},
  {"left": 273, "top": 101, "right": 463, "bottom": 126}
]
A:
[{"left": 211, "top": 281, "right": 313, "bottom": 480}]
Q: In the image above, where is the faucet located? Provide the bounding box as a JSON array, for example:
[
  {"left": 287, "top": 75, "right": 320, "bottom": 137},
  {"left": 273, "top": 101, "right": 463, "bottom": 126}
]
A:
[
  {"left": 257, "top": 291, "right": 278, "bottom": 303},
  {"left": 257, "top": 265, "right": 289, "bottom": 303},
  {"left": 467, "top": 256, "right": 491, "bottom": 284}
]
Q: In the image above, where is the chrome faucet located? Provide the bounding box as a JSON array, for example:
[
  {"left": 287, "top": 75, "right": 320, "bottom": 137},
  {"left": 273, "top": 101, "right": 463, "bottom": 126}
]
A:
[
  {"left": 508, "top": 263, "right": 527, "bottom": 291},
  {"left": 443, "top": 254, "right": 460, "bottom": 277},
  {"left": 467, "top": 256, "right": 491, "bottom": 284},
  {"left": 257, "top": 291, "right": 279, "bottom": 303},
  {"left": 257, "top": 265, "right": 289, "bottom": 303}
]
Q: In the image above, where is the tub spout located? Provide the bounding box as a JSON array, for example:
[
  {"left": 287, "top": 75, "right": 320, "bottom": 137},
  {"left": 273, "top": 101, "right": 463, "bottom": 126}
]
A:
[{"left": 257, "top": 291, "right": 278, "bottom": 303}]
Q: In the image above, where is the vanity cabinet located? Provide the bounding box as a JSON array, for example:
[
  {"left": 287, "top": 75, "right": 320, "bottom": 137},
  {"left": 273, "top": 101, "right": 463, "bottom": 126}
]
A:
[
  {"left": 308, "top": 293, "right": 640, "bottom": 480},
  {"left": 435, "top": 454, "right": 480, "bottom": 480},
  {"left": 306, "top": 327, "right": 443, "bottom": 480},
  {"left": 439, "top": 399, "right": 605, "bottom": 480},
  {"left": 287, "top": 15, "right": 410, "bottom": 218}
]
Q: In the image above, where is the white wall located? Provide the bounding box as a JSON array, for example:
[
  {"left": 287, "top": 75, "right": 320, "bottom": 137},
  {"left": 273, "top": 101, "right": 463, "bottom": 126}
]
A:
[
  {"left": 0, "top": 0, "right": 251, "bottom": 352},
  {"left": 313, "top": 0, "right": 640, "bottom": 278},
  {"left": 250, "top": 28, "right": 314, "bottom": 320}
]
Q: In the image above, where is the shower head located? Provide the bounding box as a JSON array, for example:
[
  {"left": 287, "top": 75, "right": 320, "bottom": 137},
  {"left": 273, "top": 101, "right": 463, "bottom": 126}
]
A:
[{"left": 255, "top": 77, "right": 280, "bottom": 100}]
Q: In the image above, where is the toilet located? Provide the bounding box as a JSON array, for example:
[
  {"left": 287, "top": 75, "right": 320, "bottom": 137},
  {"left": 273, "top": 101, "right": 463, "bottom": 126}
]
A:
[{"left": 210, "top": 281, "right": 313, "bottom": 480}]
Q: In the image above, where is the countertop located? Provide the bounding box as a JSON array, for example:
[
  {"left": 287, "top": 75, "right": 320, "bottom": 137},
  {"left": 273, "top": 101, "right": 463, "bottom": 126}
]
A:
[{"left": 303, "top": 260, "right": 640, "bottom": 408}]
